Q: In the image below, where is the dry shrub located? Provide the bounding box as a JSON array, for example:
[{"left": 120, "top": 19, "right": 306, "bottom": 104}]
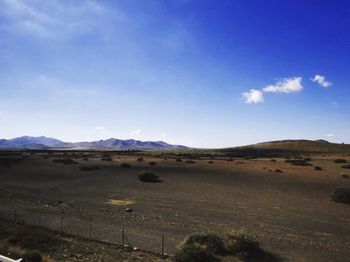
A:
[
  {"left": 138, "top": 172, "right": 160, "bottom": 182},
  {"left": 334, "top": 159, "right": 347, "bottom": 163},
  {"left": 332, "top": 188, "right": 350, "bottom": 205},
  {"left": 120, "top": 163, "right": 131, "bottom": 168}
]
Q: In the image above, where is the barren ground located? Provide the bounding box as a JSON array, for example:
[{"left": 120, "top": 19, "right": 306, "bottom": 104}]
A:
[{"left": 1, "top": 152, "right": 350, "bottom": 261}]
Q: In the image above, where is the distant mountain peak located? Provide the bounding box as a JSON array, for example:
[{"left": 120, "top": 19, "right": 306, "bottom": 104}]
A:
[{"left": 0, "top": 136, "right": 188, "bottom": 150}]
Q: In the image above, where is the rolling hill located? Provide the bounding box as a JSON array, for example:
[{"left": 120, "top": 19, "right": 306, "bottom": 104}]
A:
[{"left": 220, "top": 139, "right": 350, "bottom": 156}]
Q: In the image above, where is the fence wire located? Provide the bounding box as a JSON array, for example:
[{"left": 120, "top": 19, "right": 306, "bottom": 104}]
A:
[{"left": 0, "top": 207, "right": 168, "bottom": 255}]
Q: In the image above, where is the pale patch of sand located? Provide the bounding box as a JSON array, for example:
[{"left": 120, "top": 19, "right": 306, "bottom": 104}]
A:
[{"left": 107, "top": 199, "right": 136, "bottom": 206}]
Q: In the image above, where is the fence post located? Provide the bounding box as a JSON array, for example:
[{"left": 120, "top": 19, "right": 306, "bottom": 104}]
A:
[
  {"left": 122, "top": 227, "right": 125, "bottom": 247},
  {"left": 161, "top": 235, "right": 164, "bottom": 255},
  {"left": 89, "top": 221, "right": 92, "bottom": 240}
]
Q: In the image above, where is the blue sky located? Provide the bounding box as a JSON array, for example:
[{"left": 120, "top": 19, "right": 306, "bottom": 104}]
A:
[{"left": 0, "top": 0, "right": 349, "bottom": 148}]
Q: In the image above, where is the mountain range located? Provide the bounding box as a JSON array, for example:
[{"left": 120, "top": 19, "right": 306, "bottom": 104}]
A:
[{"left": 0, "top": 136, "right": 188, "bottom": 150}]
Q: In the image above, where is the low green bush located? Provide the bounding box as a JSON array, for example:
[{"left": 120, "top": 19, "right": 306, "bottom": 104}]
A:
[
  {"left": 23, "top": 250, "right": 42, "bottom": 262},
  {"left": 185, "top": 234, "right": 225, "bottom": 254},
  {"left": 174, "top": 232, "right": 279, "bottom": 262},
  {"left": 225, "top": 233, "right": 260, "bottom": 259},
  {"left": 174, "top": 244, "right": 219, "bottom": 262}
]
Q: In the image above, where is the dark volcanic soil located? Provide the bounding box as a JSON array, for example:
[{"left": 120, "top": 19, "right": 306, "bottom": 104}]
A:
[{"left": 1, "top": 153, "right": 350, "bottom": 261}]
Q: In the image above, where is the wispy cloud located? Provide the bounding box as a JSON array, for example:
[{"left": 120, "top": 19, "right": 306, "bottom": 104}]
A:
[
  {"left": 241, "top": 89, "right": 264, "bottom": 104},
  {"left": 325, "top": 133, "right": 334, "bottom": 137},
  {"left": 329, "top": 101, "right": 339, "bottom": 107},
  {"left": 311, "top": 74, "right": 332, "bottom": 88},
  {"left": 262, "top": 77, "right": 303, "bottom": 93},
  {"left": 0, "top": 0, "right": 111, "bottom": 38},
  {"left": 95, "top": 126, "right": 107, "bottom": 134},
  {"left": 129, "top": 129, "right": 143, "bottom": 139},
  {"left": 33, "top": 74, "right": 98, "bottom": 96}
]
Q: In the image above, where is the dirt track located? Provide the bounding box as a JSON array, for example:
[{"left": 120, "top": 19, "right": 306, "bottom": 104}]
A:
[{"left": 1, "top": 153, "right": 350, "bottom": 261}]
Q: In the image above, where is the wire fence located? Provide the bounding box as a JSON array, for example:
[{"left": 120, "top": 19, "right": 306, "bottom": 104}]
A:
[{"left": 0, "top": 206, "right": 169, "bottom": 256}]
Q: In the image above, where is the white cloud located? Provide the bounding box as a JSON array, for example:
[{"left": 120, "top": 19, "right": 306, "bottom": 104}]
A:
[
  {"left": 241, "top": 89, "right": 264, "bottom": 104},
  {"left": 129, "top": 129, "right": 143, "bottom": 139},
  {"left": 329, "top": 101, "right": 339, "bottom": 107},
  {"left": 0, "top": 0, "right": 110, "bottom": 38},
  {"left": 311, "top": 75, "right": 332, "bottom": 88},
  {"left": 325, "top": 133, "right": 334, "bottom": 137},
  {"left": 160, "top": 133, "right": 167, "bottom": 138},
  {"left": 95, "top": 126, "right": 107, "bottom": 134},
  {"left": 262, "top": 77, "right": 303, "bottom": 93}
]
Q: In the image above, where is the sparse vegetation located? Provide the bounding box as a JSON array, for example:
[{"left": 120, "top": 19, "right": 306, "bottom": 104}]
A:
[
  {"left": 341, "top": 165, "right": 350, "bottom": 169},
  {"left": 185, "top": 160, "right": 196, "bottom": 164},
  {"left": 174, "top": 232, "right": 279, "bottom": 262},
  {"left": 208, "top": 160, "right": 214, "bottom": 164},
  {"left": 0, "top": 157, "right": 22, "bottom": 167},
  {"left": 148, "top": 161, "right": 156, "bottom": 166},
  {"left": 185, "top": 234, "right": 225, "bottom": 254},
  {"left": 334, "top": 159, "right": 347, "bottom": 163},
  {"left": 23, "top": 250, "right": 43, "bottom": 262},
  {"left": 176, "top": 158, "right": 183, "bottom": 162},
  {"left": 174, "top": 243, "right": 219, "bottom": 262},
  {"left": 137, "top": 157, "right": 143, "bottom": 162},
  {"left": 174, "top": 234, "right": 224, "bottom": 262},
  {"left": 53, "top": 158, "right": 78, "bottom": 165},
  {"left": 342, "top": 174, "right": 350, "bottom": 179},
  {"left": 314, "top": 166, "right": 323, "bottom": 171},
  {"left": 285, "top": 159, "right": 312, "bottom": 166},
  {"left": 138, "top": 171, "right": 160, "bottom": 182},
  {"left": 120, "top": 163, "right": 131, "bottom": 168},
  {"left": 332, "top": 188, "right": 350, "bottom": 205},
  {"left": 275, "top": 169, "right": 283, "bottom": 173},
  {"left": 79, "top": 165, "right": 100, "bottom": 171},
  {"left": 225, "top": 232, "right": 260, "bottom": 259}
]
